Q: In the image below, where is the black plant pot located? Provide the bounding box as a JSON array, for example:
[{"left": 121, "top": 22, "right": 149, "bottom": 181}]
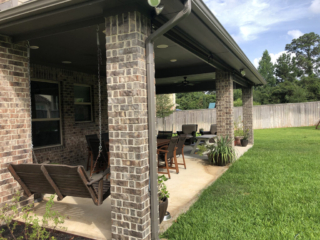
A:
[
  {"left": 159, "top": 197, "right": 168, "bottom": 224},
  {"left": 241, "top": 139, "right": 249, "bottom": 147}
]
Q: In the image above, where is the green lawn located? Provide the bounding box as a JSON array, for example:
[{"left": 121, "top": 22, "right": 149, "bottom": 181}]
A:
[{"left": 161, "top": 127, "right": 320, "bottom": 240}]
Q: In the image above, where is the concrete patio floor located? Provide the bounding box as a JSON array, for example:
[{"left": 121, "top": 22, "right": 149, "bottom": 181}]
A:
[
  {"left": 16, "top": 144, "right": 253, "bottom": 240},
  {"left": 159, "top": 144, "right": 253, "bottom": 233}
]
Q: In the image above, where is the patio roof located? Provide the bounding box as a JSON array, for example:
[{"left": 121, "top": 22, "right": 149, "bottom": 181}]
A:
[{"left": 0, "top": 0, "right": 266, "bottom": 93}]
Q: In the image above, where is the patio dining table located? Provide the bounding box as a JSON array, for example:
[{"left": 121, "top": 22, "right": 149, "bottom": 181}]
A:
[{"left": 190, "top": 134, "right": 217, "bottom": 154}]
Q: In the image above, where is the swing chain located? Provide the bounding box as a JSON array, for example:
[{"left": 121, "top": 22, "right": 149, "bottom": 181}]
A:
[{"left": 90, "top": 26, "right": 103, "bottom": 177}]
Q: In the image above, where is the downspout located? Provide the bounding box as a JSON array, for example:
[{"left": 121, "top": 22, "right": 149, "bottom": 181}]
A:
[{"left": 146, "top": 0, "right": 191, "bottom": 239}]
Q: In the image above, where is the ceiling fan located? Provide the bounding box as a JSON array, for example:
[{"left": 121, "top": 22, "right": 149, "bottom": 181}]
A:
[{"left": 175, "top": 77, "right": 201, "bottom": 87}]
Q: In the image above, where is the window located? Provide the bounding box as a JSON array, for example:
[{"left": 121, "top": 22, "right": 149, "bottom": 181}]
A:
[
  {"left": 31, "top": 80, "right": 62, "bottom": 148},
  {"left": 74, "top": 84, "right": 93, "bottom": 122}
]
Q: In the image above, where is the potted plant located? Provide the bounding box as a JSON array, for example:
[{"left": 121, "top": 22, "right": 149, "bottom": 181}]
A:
[
  {"left": 158, "top": 175, "right": 169, "bottom": 223},
  {"left": 198, "top": 136, "right": 236, "bottom": 166},
  {"left": 234, "top": 129, "right": 243, "bottom": 146},
  {"left": 234, "top": 116, "right": 243, "bottom": 146},
  {"left": 241, "top": 129, "right": 249, "bottom": 147}
]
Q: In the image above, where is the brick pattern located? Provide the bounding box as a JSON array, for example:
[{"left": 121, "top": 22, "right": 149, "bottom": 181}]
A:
[
  {"left": 216, "top": 70, "right": 234, "bottom": 145},
  {"left": 242, "top": 87, "right": 254, "bottom": 144},
  {"left": 0, "top": 35, "right": 32, "bottom": 206},
  {"left": 31, "top": 64, "right": 108, "bottom": 165},
  {"left": 105, "top": 12, "right": 151, "bottom": 240}
]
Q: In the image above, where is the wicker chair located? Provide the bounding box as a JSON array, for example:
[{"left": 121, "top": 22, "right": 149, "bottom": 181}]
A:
[
  {"left": 200, "top": 124, "right": 217, "bottom": 135},
  {"left": 177, "top": 124, "right": 198, "bottom": 145},
  {"left": 157, "top": 137, "right": 179, "bottom": 179},
  {"left": 157, "top": 131, "right": 173, "bottom": 139}
]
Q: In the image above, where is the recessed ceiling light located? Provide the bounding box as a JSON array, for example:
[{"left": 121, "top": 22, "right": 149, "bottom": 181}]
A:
[
  {"left": 62, "top": 61, "right": 72, "bottom": 64},
  {"left": 157, "top": 44, "right": 168, "bottom": 49},
  {"left": 170, "top": 59, "right": 177, "bottom": 62},
  {"left": 30, "top": 46, "right": 39, "bottom": 50}
]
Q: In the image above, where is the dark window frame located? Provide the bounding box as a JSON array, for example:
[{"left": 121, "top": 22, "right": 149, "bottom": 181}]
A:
[
  {"left": 74, "top": 84, "right": 93, "bottom": 123},
  {"left": 31, "top": 79, "right": 63, "bottom": 149}
]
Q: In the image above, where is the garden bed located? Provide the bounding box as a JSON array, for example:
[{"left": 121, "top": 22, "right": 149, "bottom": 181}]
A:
[{"left": 0, "top": 220, "right": 93, "bottom": 240}]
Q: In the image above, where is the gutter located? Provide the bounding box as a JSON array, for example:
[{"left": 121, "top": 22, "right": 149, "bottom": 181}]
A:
[
  {"left": 192, "top": 0, "right": 267, "bottom": 85},
  {"left": 146, "top": 0, "right": 191, "bottom": 239}
]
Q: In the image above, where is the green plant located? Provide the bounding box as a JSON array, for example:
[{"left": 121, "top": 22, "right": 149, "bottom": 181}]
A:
[
  {"left": 198, "top": 136, "right": 235, "bottom": 165},
  {"left": 158, "top": 175, "right": 169, "bottom": 202},
  {"left": 242, "top": 129, "right": 250, "bottom": 140},
  {"left": 234, "top": 116, "right": 244, "bottom": 137},
  {"left": 0, "top": 192, "right": 66, "bottom": 240}
]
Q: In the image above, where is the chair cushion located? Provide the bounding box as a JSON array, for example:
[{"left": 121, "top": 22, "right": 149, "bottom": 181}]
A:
[{"left": 181, "top": 125, "right": 198, "bottom": 134}]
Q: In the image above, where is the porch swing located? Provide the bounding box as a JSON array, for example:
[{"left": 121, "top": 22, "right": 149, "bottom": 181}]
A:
[{"left": 8, "top": 27, "right": 110, "bottom": 206}]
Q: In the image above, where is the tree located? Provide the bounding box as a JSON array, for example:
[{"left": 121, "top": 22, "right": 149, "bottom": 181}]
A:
[
  {"left": 176, "top": 92, "right": 216, "bottom": 110},
  {"left": 285, "top": 32, "right": 320, "bottom": 77},
  {"left": 258, "top": 50, "right": 276, "bottom": 87},
  {"left": 274, "top": 53, "right": 300, "bottom": 83},
  {"left": 156, "top": 94, "right": 174, "bottom": 118}
]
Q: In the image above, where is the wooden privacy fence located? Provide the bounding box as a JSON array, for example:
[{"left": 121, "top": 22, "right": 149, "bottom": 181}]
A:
[{"left": 157, "top": 101, "right": 320, "bottom": 132}]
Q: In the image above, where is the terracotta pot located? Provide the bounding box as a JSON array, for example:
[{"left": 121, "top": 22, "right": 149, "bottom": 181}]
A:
[
  {"left": 234, "top": 137, "right": 242, "bottom": 146},
  {"left": 241, "top": 139, "right": 249, "bottom": 147},
  {"left": 159, "top": 197, "right": 168, "bottom": 224}
]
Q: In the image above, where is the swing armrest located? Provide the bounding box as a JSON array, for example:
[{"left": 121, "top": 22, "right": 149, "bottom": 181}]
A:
[{"left": 87, "top": 167, "right": 110, "bottom": 186}]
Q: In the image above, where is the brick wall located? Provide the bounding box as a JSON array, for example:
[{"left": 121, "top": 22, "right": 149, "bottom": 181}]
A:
[
  {"left": 0, "top": 33, "right": 109, "bottom": 207},
  {"left": 106, "top": 11, "right": 152, "bottom": 240},
  {"left": 216, "top": 70, "right": 234, "bottom": 144},
  {"left": 31, "top": 64, "right": 108, "bottom": 165},
  {"left": 242, "top": 87, "right": 254, "bottom": 144},
  {"left": 0, "top": 35, "right": 32, "bottom": 206}
]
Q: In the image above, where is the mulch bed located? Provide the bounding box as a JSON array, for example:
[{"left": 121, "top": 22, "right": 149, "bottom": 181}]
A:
[{"left": 0, "top": 221, "right": 93, "bottom": 240}]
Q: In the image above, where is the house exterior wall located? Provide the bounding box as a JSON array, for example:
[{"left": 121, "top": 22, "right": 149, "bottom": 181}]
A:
[
  {"left": 0, "top": 33, "right": 109, "bottom": 207},
  {"left": 105, "top": 11, "right": 152, "bottom": 240},
  {"left": 0, "top": 35, "right": 32, "bottom": 207},
  {"left": 31, "top": 64, "right": 108, "bottom": 165}
]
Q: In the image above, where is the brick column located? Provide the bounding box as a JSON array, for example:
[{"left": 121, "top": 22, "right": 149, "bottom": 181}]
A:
[
  {"left": 216, "top": 70, "right": 234, "bottom": 145},
  {"left": 105, "top": 12, "right": 151, "bottom": 240},
  {"left": 242, "top": 87, "right": 254, "bottom": 144},
  {"left": 0, "top": 35, "right": 32, "bottom": 206}
]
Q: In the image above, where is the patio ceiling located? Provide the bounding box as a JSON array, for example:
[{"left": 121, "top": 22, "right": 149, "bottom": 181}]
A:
[{"left": 0, "top": 0, "right": 266, "bottom": 94}]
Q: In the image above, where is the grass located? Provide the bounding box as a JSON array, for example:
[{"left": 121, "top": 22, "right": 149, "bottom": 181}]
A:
[{"left": 161, "top": 127, "right": 320, "bottom": 240}]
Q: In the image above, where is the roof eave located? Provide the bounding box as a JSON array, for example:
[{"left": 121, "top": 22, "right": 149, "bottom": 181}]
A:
[{"left": 192, "top": 0, "right": 267, "bottom": 86}]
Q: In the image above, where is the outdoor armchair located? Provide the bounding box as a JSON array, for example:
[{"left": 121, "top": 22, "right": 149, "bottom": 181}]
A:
[
  {"left": 157, "top": 131, "right": 173, "bottom": 139},
  {"left": 200, "top": 124, "right": 217, "bottom": 135},
  {"left": 177, "top": 124, "right": 198, "bottom": 145}
]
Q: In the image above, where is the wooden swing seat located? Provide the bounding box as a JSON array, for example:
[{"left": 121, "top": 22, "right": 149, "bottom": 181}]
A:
[{"left": 8, "top": 163, "right": 110, "bottom": 206}]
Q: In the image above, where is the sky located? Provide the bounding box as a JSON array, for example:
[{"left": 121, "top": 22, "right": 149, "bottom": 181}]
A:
[{"left": 203, "top": 0, "right": 320, "bottom": 68}]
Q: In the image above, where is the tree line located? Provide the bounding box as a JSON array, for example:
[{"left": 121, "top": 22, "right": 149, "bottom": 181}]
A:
[{"left": 255, "top": 32, "right": 320, "bottom": 104}]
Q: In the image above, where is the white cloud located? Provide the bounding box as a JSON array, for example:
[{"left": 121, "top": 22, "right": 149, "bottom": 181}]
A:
[
  {"left": 253, "top": 51, "right": 295, "bottom": 68},
  {"left": 287, "top": 30, "right": 304, "bottom": 39},
  {"left": 310, "top": 0, "right": 320, "bottom": 13},
  {"left": 204, "top": 0, "right": 310, "bottom": 42}
]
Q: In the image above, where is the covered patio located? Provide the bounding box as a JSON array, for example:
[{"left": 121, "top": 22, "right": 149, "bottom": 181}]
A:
[
  {"left": 0, "top": 0, "right": 265, "bottom": 239},
  {"left": 21, "top": 144, "right": 253, "bottom": 239}
]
